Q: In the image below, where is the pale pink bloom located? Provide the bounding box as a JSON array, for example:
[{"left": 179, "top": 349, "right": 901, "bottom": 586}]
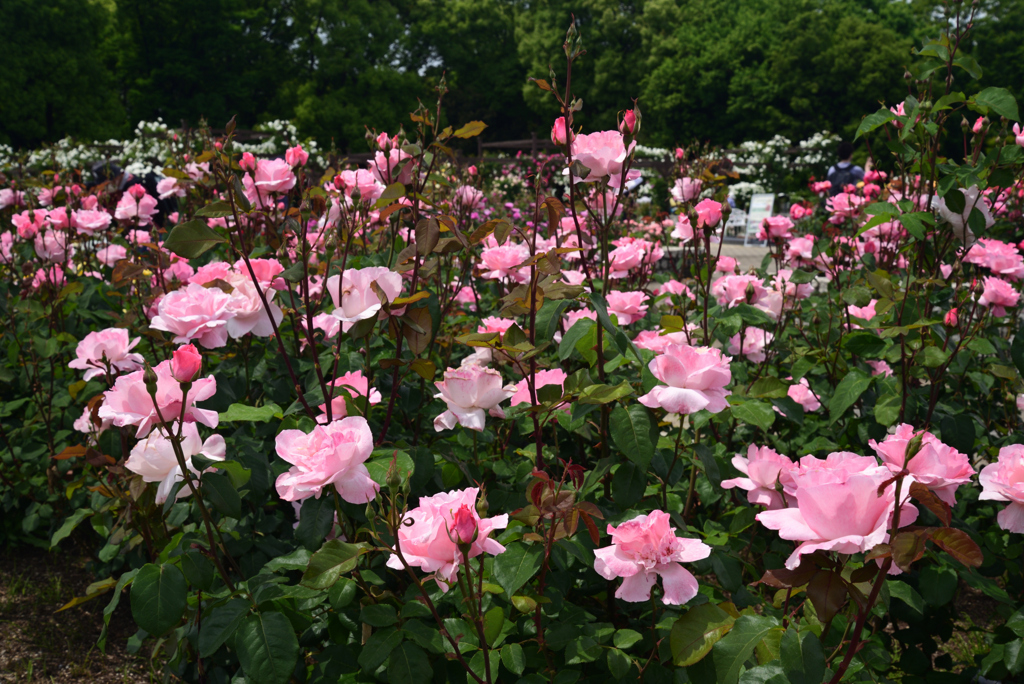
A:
[
  {"left": 156, "top": 177, "right": 187, "bottom": 200},
  {"left": 711, "top": 274, "right": 768, "bottom": 309},
  {"left": 274, "top": 416, "right": 378, "bottom": 504},
  {"left": 638, "top": 344, "right": 732, "bottom": 415},
  {"left": 318, "top": 371, "right": 382, "bottom": 423},
  {"left": 670, "top": 177, "right": 702, "bottom": 203},
  {"left": 114, "top": 192, "right": 159, "bottom": 225},
  {"left": 554, "top": 308, "right": 597, "bottom": 343},
  {"left": 787, "top": 378, "right": 821, "bottom": 412},
  {"left": 606, "top": 290, "right": 648, "bottom": 325},
  {"left": 46, "top": 207, "right": 73, "bottom": 230},
  {"left": 780, "top": 452, "right": 879, "bottom": 498},
  {"left": 285, "top": 145, "right": 309, "bottom": 167},
  {"left": 716, "top": 256, "right": 738, "bottom": 273},
  {"left": 694, "top": 198, "right": 724, "bottom": 229},
  {"left": 1014, "top": 123, "right": 1024, "bottom": 148},
  {"left": 12, "top": 209, "right": 48, "bottom": 239},
  {"left": 721, "top": 445, "right": 797, "bottom": 509},
  {"left": 385, "top": 487, "right": 509, "bottom": 591},
  {"left": 772, "top": 269, "right": 814, "bottom": 303},
  {"left": 74, "top": 405, "right": 111, "bottom": 437},
  {"left": 254, "top": 158, "right": 297, "bottom": 194},
  {"left": 126, "top": 422, "right": 226, "bottom": 504},
  {"left": 371, "top": 148, "right": 414, "bottom": 185},
  {"left": 33, "top": 229, "right": 72, "bottom": 262},
  {"left": 0, "top": 232, "right": 12, "bottom": 264},
  {"left": 510, "top": 369, "right": 567, "bottom": 408},
  {"left": 184, "top": 162, "right": 210, "bottom": 180},
  {"left": 826, "top": 192, "right": 864, "bottom": 220},
  {"left": 634, "top": 329, "right": 691, "bottom": 353},
  {"left": 728, "top": 328, "right": 773, "bottom": 363},
  {"left": 979, "top": 276, "right": 1019, "bottom": 317},
  {"left": 74, "top": 209, "right": 112, "bottom": 235},
  {"left": 98, "top": 359, "right": 219, "bottom": 437},
  {"left": 758, "top": 464, "right": 917, "bottom": 569},
  {"left": 594, "top": 510, "right": 711, "bottom": 604},
  {"left": 653, "top": 279, "right": 693, "bottom": 301},
  {"left": 671, "top": 214, "right": 694, "bottom": 242},
  {"left": 325, "top": 266, "right": 404, "bottom": 332},
  {"left": 190, "top": 261, "right": 233, "bottom": 286},
  {"left": 790, "top": 203, "right": 812, "bottom": 220},
  {"left": 149, "top": 282, "right": 234, "bottom": 349},
  {"left": 312, "top": 312, "right": 341, "bottom": 341},
  {"left": 453, "top": 285, "right": 477, "bottom": 310},
  {"left": 224, "top": 272, "right": 284, "bottom": 338},
  {"left": 433, "top": 365, "right": 516, "bottom": 432},
  {"left": 31, "top": 265, "right": 66, "bottom": 289},
  {"left": 570, "top": 130, "right": 640, "bottom": 188},
  {"left": 964, "top": 238, "right": 1024, "bottom": 280},
  {"left": 607, "top": 241, "right": 647, "bottom": 278},
  {"left": 454, "top": 185, "right": 485, "bottom": 210},
  {"left": 979, "top": 445, "right": 1024, "bottom": 533},
  {"left": 68, "top": 328, "right": 144, "bottom": 381},
  {"left": 867, "top": 359, "right": 893, "bottom": 377},
  {"left": 757, "top": 215, "right": 794, "bottom": 240},
  {"left": 551, "top": 117, "right": 571, "bottom": 146},
  {"left": 848, "top": 299, "right": 879, "bottom": 322},
  {"left": 335, "top": 169, "right": 384, "bottom": 202},
  {"left": 480, "top": 243, "right": 529, "bottom": 283},
  {"left": 0, "top": 188, "right": 24, "bottom": 210},
  {"left": 869, "top": 424, "right": 975, "bottom": 506},
  {"left": 128, "top": 229, "right": 152, "bottom": 246},
  {"left": 240, "top": 152, "right": 257, "bottom": 172},
  {"left": 561, "top": 269, "right": 588, "bottom": 287}
]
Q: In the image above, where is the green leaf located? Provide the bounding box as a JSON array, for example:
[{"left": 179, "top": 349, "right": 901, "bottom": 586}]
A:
[
  {"left": 130, "top": 563, "right": 188, "bottom": 636},
  {"left": 856, "top": 109, "right": 896, "bottom": 140},
  {"left": 671, "top": 603, "right": 735, "bottom": 667},
  {"left": 501, "top": 643, "right": 526, "bottom": 675},
  {"left": 50, "top": 508, "right": 93, "bottom": 549},
  {"left": 828, "top": 369, "right": 873, "bottom": 425},
  {"left": 235, "top": 611, "right": 300, "bottom": 684},
  {"left": 976, "top": 87, "right": 1020, "bottom": 121},
  {"left": 199, "top": 598, "right": 250, "bottom": 658},
  {"left": 202, "top": 472, "right": 241, "bottom": 519},
  {"left": 163, "top": 220, "right": 227, "bottom": 259},
  {"left": 578, "top": 381, "right": 634, "bottom": 405},
  {"left": 483, "top": 606, "right": 504, "bottom": 646},
  {"left": 844, "top": 332, "right": 885, "bottom": 358},
  {"left": 195, "top": 201, "right": 235, "bottom": 218},
  {"left": 301, "top": 540, "right": 370, "bottom": 589},
  {"left": 180, "top": 550, "right": 216, "bottom": 590},
  {"left": 780, "top": 628, "right": 825, "bottom": 684},
  {"left": 713, "top": 615, "right": 779, "bottom": 684},
  {"left": 361, "top": 604, "right": 399, "bottom": 628},
  {"left": 1011, "top": 329, "right": 1024, "bottom": 377},
  {"left": 218, "top": 402, "right": 283, "bottom": 422},
  {"left": 608, "top": 648, "right": 632, "bottom": 679},
  {"left": 388, "top": 641, "right": 432, "bottom": 681},
  {"left": 559, "top": 319, "right": 595, "bottom": 361},
  {"left": 358, "top": 627, "right": 403, "bottom": 672},
  {"left": 295, "top": 495, "right": 336, "bottom": 551},
  {"left": 536, "top": 299, "right": 572, "bottom": 342},
  {"left": 695, "top": 444, "right": 722, "bottom": 487},
  {"left": 748, "top": 377, "right": 788, "bottom": 399},
  {"left": 610, "top": 404, "right": 656, "bottom": 471},
  {"left": 614, "top": 629, "right": 644, "bottom": 650},
  {"left": 731, "top": 400, "right": 776, "bottom": 431},
  {"left": 612, "top": 462, "right": 647, "bottom": 507},
  {"left": 888, "top": 580, "right": 925, "bottom": 617},
  {"left": 491, "top": 542, "right": 543, "bottom": 596}
]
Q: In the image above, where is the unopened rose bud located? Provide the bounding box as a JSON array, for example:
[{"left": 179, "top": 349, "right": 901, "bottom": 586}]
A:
[
  {"left": 285, "top": 144, "right": 309, "bottom": 167},
  {"left": 972, "top": 117, "right": 984, "bottom": 134},
  {"left": 944, "top": 308, "right": 959, "bottom": 327},
  {"left": 240, "top": 152, "right": 257, "bottom": 172},
  {"left": 143, "top": 363, "right": 159, "bottom": 396},
  {"left": 467, "top": 165, "right": 478, "bottom": 176},
  {"left": 551, "top": 117, "right": 571, "bottom": 146},
  {"left": 451, "top": 504, "right": 479, "bottom": 546},
  {"left": 214, "top": 142, "right": 223, "bottom": 151},
  {"left": 171, "top": 343, "right": 202, "bottom": 383},
  {"left": 619, "top": 109, "right": 637, "bottom": 135},
  {"left": 745, "top": 282, "right": 758, "bottom": 304}
]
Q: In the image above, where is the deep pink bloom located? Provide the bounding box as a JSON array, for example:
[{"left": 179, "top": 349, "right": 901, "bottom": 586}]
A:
[
  {"left": 570, "top": 131, "right": 640, "bottom": 188},
  {"left": 721, "top": 445, "right": 797, "bottom": 509},
  {"left": 325, "top": 266, "right": 404, "bottom": 332},
  {"left": 317, "top": 371, "right": 382, "bottom": 423},
  {"left": 1015, "top": 123, "right": 1024, "bottom": 148},
  {"left": 964, "top": 238, "right": 1024, "bottom": 280},
  {"left": 286, "top": 145, "right": 309, "bottom": 167},
  {"left": 694, "top": 199, "right": 723, "bottom": 228},
  {"left": 385, "top": 487, "right": 508, "bottom": 591},
  {"left": 979, "top": 276, "right": 1019, "bottom": 317},
  {"left": 150, "top": 283, "right": 234, "bottom": 349},
  {"left": 594, "top": 510, "right": 711, "bottom": 604},
  {"left": 275, "top": 416, "right": 378, "bottom": 504},
  {"left": 945, "top": 308, "right": 959, "bottom": 327},
  {"left": 638, "top": 344, "right": 732, "bottom": 414},
  {"left": 125, "top": 422, "right": 225, "bottom": 503},
  {"left": 68, "top": 328, "right": 144, "bottom": 381},
  {"left": 979, "top": 445, "right": 1024, "bottom": 533},
  {"left": 551, "top": 117, "right": 572, "bottom": 146},
  {"left": 434, "top": 365, "right": 516, "bottom": 431},
  {"left": 171, "top": 344, "right": 203, "bottom": 383},
  {"left": 371, "top": 148, "right": 414, "bottom": 185},
  {"left": 619, "top": 109, "right": 637, "bottom": 134},
  {"left": 451, "top": 505, "right": 479, "bottom": 544},
  {"left": 757, "top": 464, "right": 917, "bottom": 569},
  {"left": 869, "top": 424, "right": 975, "bottom": 506},
  {"left": 757, "top": 215, "right": 794, "bottom": 240},
  {"left": 98, "top": 360, "right": 218, "bottom": 437},
  {"left": 12, "top": 209, "right": 47, "bottom": 239},
  {"left": 606, "top": 290, "right": 648, "bottom": 325},
  {"left": 240, "top": 152, "right": 257, "bottom": 171}
]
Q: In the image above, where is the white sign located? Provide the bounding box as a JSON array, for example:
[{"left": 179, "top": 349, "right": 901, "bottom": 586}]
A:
[{"left": 744, "top": 193, "right": 776, "bottom": 245}]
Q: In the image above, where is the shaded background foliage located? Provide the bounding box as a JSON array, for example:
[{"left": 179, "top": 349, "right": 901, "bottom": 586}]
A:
[{"left": 2, "top": 0, "right": 1022, "bottom": 151}]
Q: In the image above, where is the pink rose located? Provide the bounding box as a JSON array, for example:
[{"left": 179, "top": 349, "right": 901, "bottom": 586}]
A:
[
  {"left": 240, "top": 152, "right": 257, "bottom": 171},
  {"left": 433, "top": 365, "right": 516, "bottom": 432},
  {"left": 74, "top": 209, "right": 112, "bottom": 235},
  {"left": 31, "top": 265, "right": 66, "bottom": 290},
  {"left": 964, "top": 238, "right": 1024, "bottom": 280},
  {"left": 1015, "top": 123, "right": 1024, "bottom": 148},
  {"left": 757, "top": 215, "right": 794, "bottom": 240},
  {"left": 98, "top": 360, "right": 219, "bottom": 437},
  {"left": 694, "top": 198, "right": 723, "bottom": 228},
  {"left": 190, "top": 261, "right": 233, "bottom": 286},
  {"left": 867, "top": 359, "right": 893, "bottom": 377},
  {"left": 12, "top": 209, "right": 47, "bottom": 239},
  {"left": 826, "top": 192, "right": 864, "bottom": 220},
  {"left": 156, "top": 177, "right": 187, "bottom": 200},
  {"left": 979, "top": 444, "right": 1024, "bottom": 532},
  {"left": 254, "top": 158, "right": 297, "bottom": 194},
  {"left": 285, "top": 145, "right": 309, "bottom": 167},
  {"left": 570, "top": 130, "right": 640, "bottom": 188},
  {"left": 551, "top": 117, "right": 571, "bottom": 146},
  {"left": 46, "top": 207, "right": 73, "bottom": 230},
  {"left": 325, "top": 266, "right": 404, "bottom": 333},
  {"left": 606, "top": 290, "right": 648, "bottom": 325},
  {"left": 670, "top": 177, "right": 702, "bottom": 203},
  {"left": 757, "top": 464, "right": 917, "bottom": 569},
  {"left": 171, "top": 344, "right": 203, "bottom": 383},
  {"left": 149, "top": 282, "right": 234, "bottom": 349},
  {"left": 634, "top": 329, "right": 691, "bottom": 353},
  {"left": 786, "top": 378, "right": 821, "bottom": 412},
  {"left": 480, "top": 243, "right": 529, "bottom": 283},
  {"left": 335, "top": 169, "right": 384, "bottom": 203},
  {"left": 274, "top": 416, "right": 378, "bottom": 504},
  {"left": 721, "top": 445, "right": 797, "bottom": 509},
  {"left": 454, "top": 185, "right": 485, "bottom": 210},
  {"left": 716, "top": 256, "right": 738, "bottom": 273},
  {"left": 385, "top": 487, "right": 508, "bottom": 591},
  {"left": 114, "top": 192, "right": 159, "bottom": 225},
  {"left": 671, "top": 214, "right": 694, "bottom": 242},
  {"left": 847, "top": 299, "right": 879, "bottom": 323},
  {"left": 125, "top": 422, "right": 226, "bottom": 504},
  {"left": 318, "top": 370, "right": 382, "bottom": 423},
  {"left": 224, "top": 273, "right": 284, "bottom": 338},
  {"left": 371, "top": 148, "right": 414, "bottom": 185},
  {"left": 607, "top": 241, "right": 647, "bottom": 278},
  {"left": 727, "top": 328, "right": 773, "bottom": 363},
  {"left": 510, "top": 369, "right": 567, "bottom": 408},
  {"left": 33, "top": 229, "right": 72, "bottom": 262},
  {"left": 451, "top": 504, "right": 478, "bottom": 544},
  {"left": 594, "top": 510, "right": 711, "bottom": 604},
  {"left": 619, "top": 109, "right": 637, "bottom": 134},
  {"left": 68, "top": 328, "right": 144, "bottom": 381},
  {"left": 944, "top": 308, "right": 959, "bottom": 327},
  {"left": 711, "top": 274, "right": 768, "bottom": 308},
  {"left": 869, "top": 424, "right": 975, "bottom": 506},
  {"left": 638, "top": 344, "right": 732, "bottom": 415},
  {"left": 979, "top": 276, "right": 1019, "bottom": 317}
]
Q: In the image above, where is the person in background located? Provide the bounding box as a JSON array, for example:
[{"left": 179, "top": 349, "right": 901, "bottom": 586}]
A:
[{"left": 827, "top": 141, "right": 864, "bottom": 196}]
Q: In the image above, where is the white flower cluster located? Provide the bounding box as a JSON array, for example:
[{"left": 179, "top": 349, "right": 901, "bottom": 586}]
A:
[
  {"left": 235, "top": 120, "right": 327, "bottom": 168},
  {"left": 633, "top": 144, "right": 671, "bottom": 160},
  {"left": 729, "top": 181, "right": 767, "bottom": 209},
  {"left": 793, "top": 131, "right": 840, "bottom": 168}
]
